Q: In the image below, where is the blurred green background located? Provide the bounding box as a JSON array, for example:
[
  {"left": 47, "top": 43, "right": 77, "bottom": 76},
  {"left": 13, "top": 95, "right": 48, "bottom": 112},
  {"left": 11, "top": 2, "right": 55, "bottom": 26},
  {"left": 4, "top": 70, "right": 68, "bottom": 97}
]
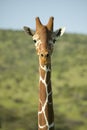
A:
[{"left": 0, "top": 30, "right": 87, "bottom": 130}]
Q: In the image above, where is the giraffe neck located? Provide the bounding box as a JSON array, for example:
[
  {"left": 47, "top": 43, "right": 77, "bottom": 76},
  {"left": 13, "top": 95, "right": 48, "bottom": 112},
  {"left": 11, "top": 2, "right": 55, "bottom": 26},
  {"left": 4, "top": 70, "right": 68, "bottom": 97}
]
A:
[{"left": 38, "top": 63, "right": 54, "bottom": 130}]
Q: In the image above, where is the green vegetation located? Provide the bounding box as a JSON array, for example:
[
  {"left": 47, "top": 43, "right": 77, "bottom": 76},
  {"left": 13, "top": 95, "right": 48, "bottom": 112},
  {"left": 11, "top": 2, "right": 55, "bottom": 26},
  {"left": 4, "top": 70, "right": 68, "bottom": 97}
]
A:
[{"left": 0, "top": 29, "right": 87, "bottom": 130}]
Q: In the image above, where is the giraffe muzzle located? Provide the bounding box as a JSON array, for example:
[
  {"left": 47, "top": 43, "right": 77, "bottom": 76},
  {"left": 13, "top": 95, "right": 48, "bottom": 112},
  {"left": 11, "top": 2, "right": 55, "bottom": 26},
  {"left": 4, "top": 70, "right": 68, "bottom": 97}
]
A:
[
  {"left": 40, "top": 53, "right": 49, "bottom": 58},
  {"left": 39, "top": 52, "right": 51, "bottom": 65}
]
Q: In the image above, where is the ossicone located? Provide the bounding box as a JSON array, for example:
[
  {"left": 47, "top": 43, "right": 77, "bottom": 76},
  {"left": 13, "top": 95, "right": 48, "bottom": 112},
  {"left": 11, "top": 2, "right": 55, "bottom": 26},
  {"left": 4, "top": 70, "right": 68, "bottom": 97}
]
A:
[
  {"left": 47, "top": 17, "right": 54, "bottom": 31},
  {"left": 36, "top": 17, "right": 43, "bottom": 30}
]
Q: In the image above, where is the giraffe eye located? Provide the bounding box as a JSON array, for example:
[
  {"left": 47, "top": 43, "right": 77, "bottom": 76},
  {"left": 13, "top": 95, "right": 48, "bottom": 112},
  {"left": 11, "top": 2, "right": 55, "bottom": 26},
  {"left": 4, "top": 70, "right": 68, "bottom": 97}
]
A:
[
  {"left": 33, "top": 40, "right": 37, "bottom": 43},
  {"left": 53, "top": 39, "right": 56, "bottom": 43}
]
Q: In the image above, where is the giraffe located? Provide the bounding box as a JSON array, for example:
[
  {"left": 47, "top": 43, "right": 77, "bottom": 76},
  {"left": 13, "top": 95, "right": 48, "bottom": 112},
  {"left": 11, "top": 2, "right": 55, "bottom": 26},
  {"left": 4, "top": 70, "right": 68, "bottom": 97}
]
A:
[{"left": 23, "top": 17, "right": 65, "bottom": 130}]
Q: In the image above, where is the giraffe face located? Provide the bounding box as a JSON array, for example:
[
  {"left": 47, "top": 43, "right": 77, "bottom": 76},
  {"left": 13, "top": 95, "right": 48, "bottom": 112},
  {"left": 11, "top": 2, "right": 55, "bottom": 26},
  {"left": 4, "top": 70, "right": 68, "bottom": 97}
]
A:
[
  {"left": 34, "top": 27, "right": 54, "bottom": 54},
  {"left": 24, "top": 17, "right": 65, "bottom": 65},
  {"left": 32, "top": 26, "right": 56, "bottom": 65}
]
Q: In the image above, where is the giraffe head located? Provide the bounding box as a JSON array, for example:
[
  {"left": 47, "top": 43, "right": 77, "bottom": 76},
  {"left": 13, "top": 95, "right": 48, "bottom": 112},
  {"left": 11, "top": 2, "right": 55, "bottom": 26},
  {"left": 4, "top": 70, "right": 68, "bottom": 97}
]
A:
[{"left": 24, "top": 17, "right": 65, "bottom": 65}]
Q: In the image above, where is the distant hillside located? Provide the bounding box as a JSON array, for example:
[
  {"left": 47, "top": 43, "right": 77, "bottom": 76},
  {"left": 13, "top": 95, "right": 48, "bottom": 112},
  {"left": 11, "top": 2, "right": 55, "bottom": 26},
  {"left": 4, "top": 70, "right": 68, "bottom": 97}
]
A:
[{"left": 0, "top": 29, "right": 87, "bottom": 130}]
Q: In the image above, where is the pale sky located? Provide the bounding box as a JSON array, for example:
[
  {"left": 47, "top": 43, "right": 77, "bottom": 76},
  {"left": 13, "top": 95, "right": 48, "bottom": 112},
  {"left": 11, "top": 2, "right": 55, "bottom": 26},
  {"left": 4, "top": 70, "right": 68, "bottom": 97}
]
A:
[{"left": 0, "top": 0, "right": 87, "bottom": 34}]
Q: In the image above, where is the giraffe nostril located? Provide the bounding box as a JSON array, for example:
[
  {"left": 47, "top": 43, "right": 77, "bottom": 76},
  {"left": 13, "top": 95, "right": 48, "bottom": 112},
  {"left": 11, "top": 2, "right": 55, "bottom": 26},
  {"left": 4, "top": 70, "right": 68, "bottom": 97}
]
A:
[
  {"left": 40, "top": 53, "right": 49, "bottom": 58},
  {"left": 46, "top": 53, "right": 49, "bottom": 57},
  {"left": 41, "top": 54, "right": 44, "bottom": 57}
]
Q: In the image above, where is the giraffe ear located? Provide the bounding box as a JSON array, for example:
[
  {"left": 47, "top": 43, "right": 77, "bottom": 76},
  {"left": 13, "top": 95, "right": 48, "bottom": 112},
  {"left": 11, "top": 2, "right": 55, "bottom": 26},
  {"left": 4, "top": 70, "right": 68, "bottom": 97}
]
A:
[
  {"left": 54, "top": 27, "right": 66, "bottom": 37},
  {"left": 23, "top": 26, "right": 35, "bottom": 36}
]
